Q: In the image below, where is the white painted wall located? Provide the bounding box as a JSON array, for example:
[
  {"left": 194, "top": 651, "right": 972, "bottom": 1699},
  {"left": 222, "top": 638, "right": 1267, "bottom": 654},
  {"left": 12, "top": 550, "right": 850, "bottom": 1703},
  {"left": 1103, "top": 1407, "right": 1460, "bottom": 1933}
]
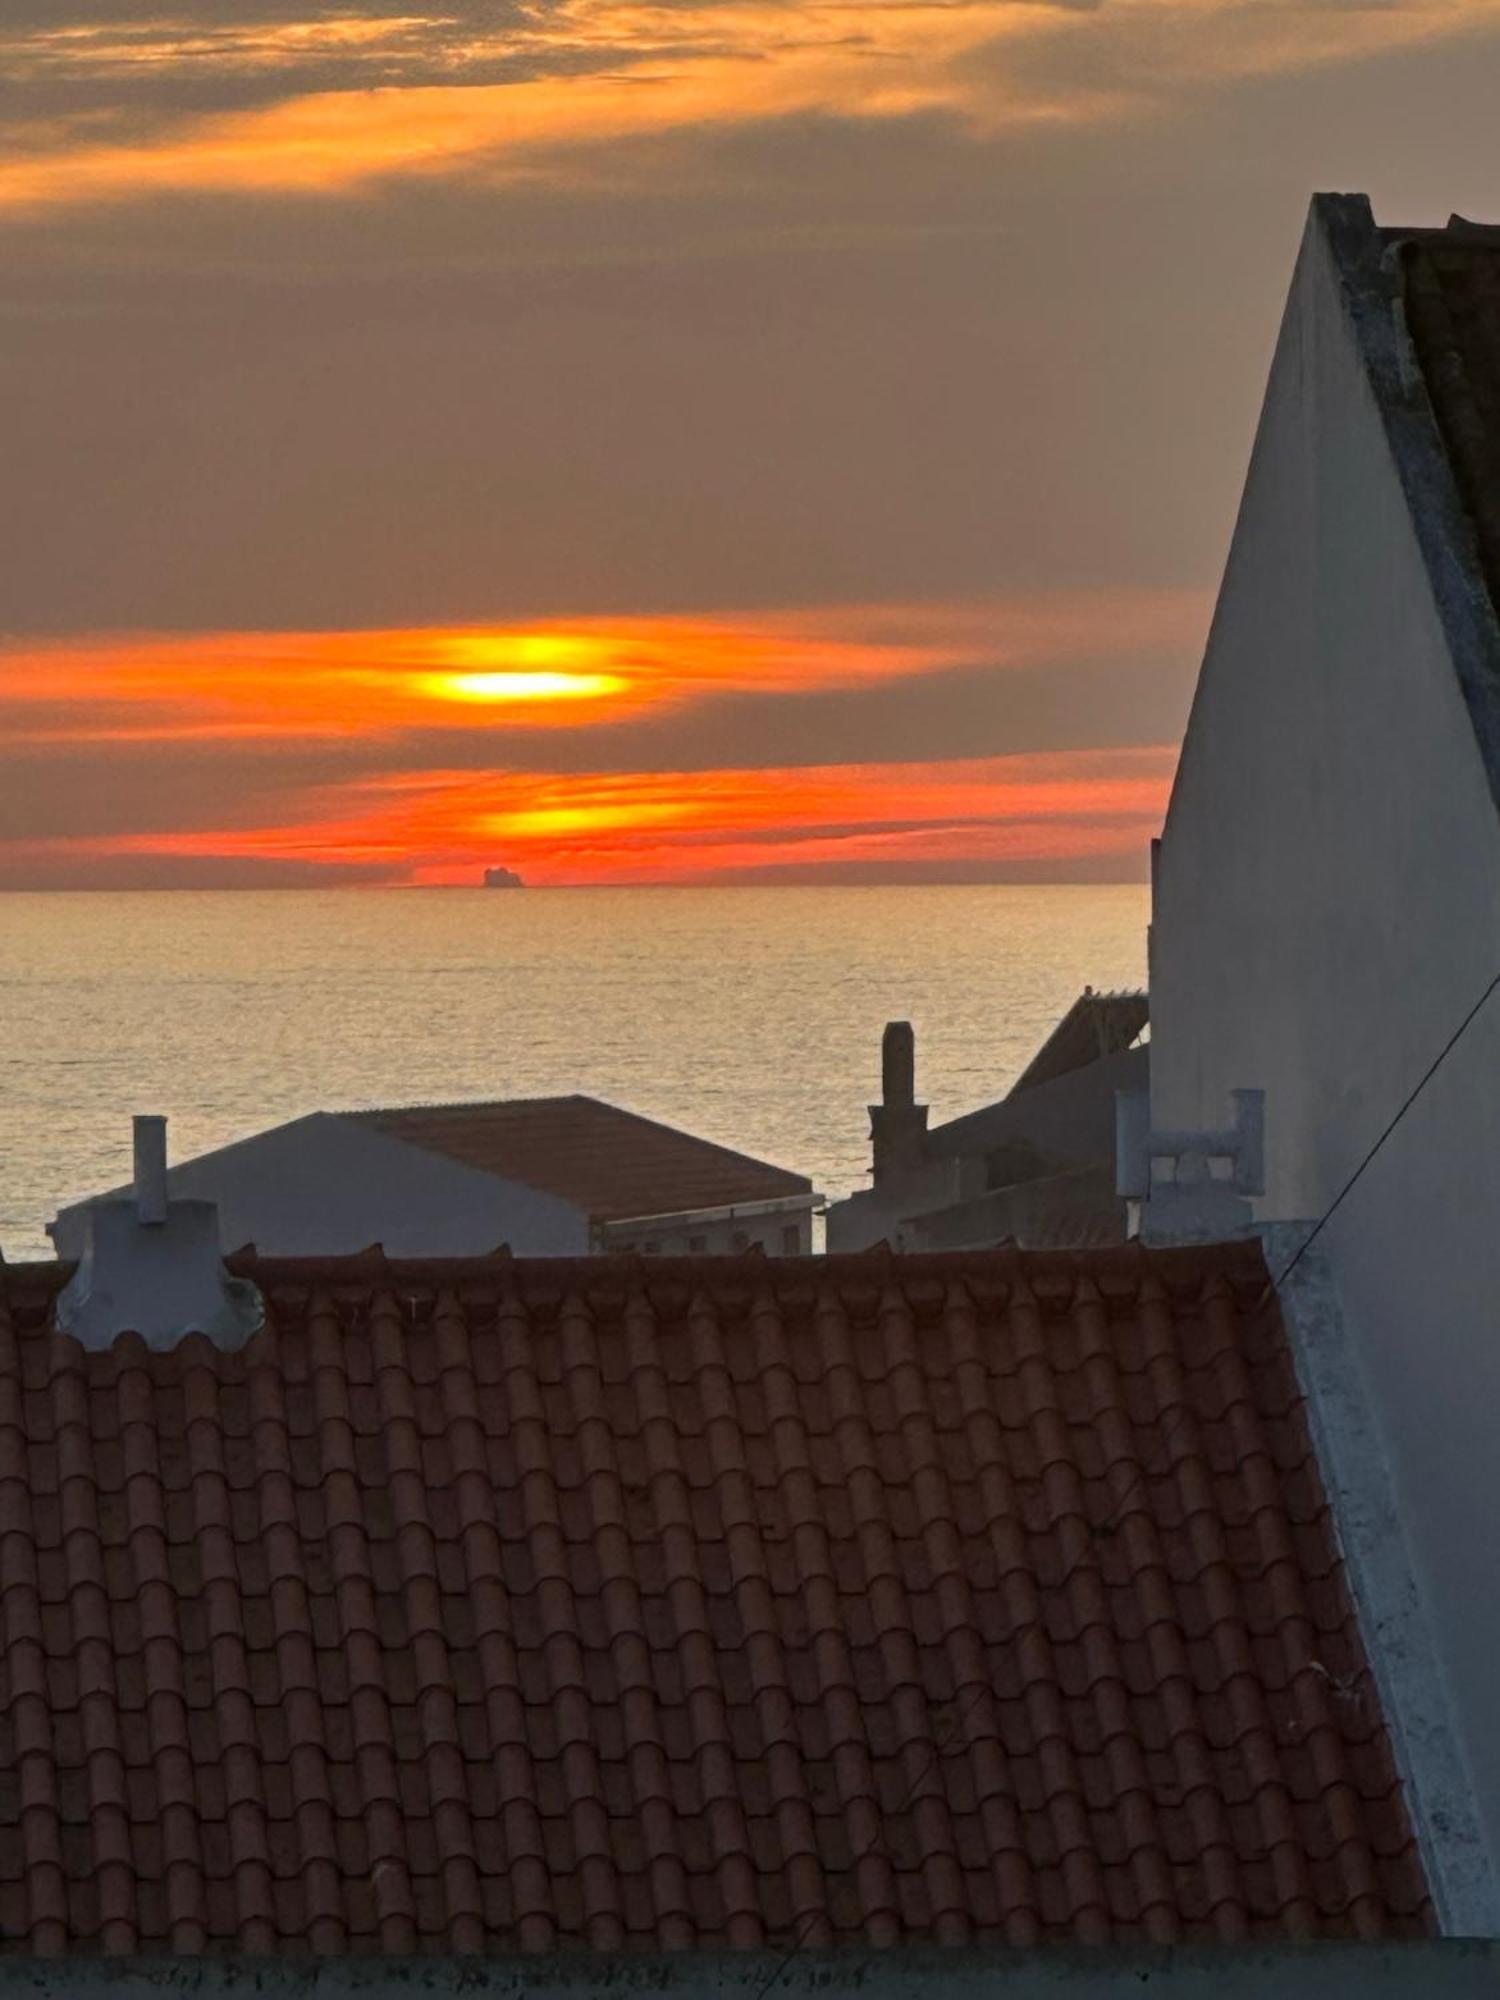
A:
[
  {"left": 1151, "top": 202, "right": 1500, "bottom": 1902},
  {"left": 603, "top": 1202, "right": 816, "bottom": 1256},
  {"left": 826, "top": 1158, "right": 974, "bottom": 1254},
  {"left": 50, "top": 1113, "right": 590, "bottom": 1259}
]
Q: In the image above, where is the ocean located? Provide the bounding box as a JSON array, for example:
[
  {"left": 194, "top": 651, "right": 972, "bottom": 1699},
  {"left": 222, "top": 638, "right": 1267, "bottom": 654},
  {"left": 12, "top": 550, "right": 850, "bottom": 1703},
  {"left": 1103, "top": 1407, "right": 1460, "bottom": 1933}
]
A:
[{"left": 1, "top": 884, "right": 1149, "bottom": 1261}]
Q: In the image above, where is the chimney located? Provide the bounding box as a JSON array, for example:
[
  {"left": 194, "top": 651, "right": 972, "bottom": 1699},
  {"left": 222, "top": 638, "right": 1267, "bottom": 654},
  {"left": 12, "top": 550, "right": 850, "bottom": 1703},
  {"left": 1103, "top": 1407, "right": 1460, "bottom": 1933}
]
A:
[
  {"left": 55, "top": 1116, "right": 263, "bottom": 1352},
  {"left": 881, "top": 1020, "right": 915, "bottom": 1109},
  {"left": 133, "top": 1114, "right": 168, "bottom": 1224},
  {"left": 869, "top": 1020, "right": 930, "bottom": 1188}
]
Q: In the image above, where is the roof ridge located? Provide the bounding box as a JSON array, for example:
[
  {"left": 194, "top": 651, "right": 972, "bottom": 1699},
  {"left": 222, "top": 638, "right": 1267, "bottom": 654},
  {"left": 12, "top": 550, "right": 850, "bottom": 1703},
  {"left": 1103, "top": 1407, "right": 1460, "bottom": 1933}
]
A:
[
  {"left": 0, "top": 1236, "right": 1274, "bottom": 1297},
  {"left": 1317, "top": 193, "right": 1500, "bottom": 817},
  {"left": 220, "top": 1237, "right": 1265, "bottom": 1289},
  {"left": 341, "top": 1091, "right": 595, "bottom": 1117}
]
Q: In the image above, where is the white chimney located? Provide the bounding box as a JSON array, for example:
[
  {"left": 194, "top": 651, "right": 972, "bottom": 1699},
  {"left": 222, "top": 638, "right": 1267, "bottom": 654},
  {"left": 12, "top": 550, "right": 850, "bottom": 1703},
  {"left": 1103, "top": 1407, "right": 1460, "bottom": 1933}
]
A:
[{"left": 55, "top": 1116, "right": 263, "bottom": 1352}]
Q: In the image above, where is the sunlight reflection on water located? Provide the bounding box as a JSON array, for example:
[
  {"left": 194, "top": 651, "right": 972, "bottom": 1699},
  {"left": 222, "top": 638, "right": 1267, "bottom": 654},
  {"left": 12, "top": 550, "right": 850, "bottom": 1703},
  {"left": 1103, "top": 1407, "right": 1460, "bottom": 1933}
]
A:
[{"left": 1, "top": 884, "right": 1148, "bottom": 1259}]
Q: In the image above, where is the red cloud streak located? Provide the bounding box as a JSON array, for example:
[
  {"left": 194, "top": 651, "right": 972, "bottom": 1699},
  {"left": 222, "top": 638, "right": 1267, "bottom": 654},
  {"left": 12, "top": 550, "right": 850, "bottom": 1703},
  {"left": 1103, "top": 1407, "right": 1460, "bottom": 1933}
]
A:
[
  {"left": 16, "top": 751, "right": 1174, "bottom": 885},
  {"left": 0, "top": 601, "right": 1195, "bottom": 885}
]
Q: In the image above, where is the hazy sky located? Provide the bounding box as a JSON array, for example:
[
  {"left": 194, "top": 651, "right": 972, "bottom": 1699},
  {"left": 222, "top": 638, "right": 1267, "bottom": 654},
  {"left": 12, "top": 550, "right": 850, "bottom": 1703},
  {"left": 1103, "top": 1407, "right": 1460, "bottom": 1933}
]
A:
[{"left": 3, "top": 1, "right": 1499, "bottom": 886}]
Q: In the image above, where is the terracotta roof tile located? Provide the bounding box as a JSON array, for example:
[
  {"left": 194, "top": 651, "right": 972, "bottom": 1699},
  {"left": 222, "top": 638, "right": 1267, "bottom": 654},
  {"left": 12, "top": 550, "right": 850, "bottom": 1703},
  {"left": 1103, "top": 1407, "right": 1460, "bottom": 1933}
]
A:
[
  {"left": 346, "top": 1095, "right": 811, "bottom": 1222},
  {"left": 0, "top": 1239, "right": 1431, "bottom": 1954}
]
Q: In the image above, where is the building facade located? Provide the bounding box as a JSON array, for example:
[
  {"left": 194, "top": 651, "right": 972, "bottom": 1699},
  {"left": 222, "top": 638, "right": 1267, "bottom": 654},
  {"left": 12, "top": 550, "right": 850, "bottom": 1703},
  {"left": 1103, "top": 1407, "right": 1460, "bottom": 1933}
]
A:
[
  {"left": 1149, "top": 196, "right": 1500, "bottom": 1906},
  {"left": 828, "top": 995, "right": 1147, "bottom": 1253},
  {"left": 50, "top": 1097, "right": 819, "bottom": 1261}
]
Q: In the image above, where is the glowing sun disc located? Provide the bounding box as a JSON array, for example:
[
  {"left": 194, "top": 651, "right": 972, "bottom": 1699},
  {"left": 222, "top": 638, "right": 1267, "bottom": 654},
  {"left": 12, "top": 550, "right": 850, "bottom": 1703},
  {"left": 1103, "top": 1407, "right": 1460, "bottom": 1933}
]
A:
[{"left": 418, "top": 669, "right": 628, "bottom": 704}]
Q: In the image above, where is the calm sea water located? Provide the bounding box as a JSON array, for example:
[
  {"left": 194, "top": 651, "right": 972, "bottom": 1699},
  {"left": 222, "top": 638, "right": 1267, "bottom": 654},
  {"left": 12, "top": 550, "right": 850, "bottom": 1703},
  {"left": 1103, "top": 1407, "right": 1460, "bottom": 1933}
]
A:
[{"left": 0, "top": 885, "right": 1148, "bottom": 1261}]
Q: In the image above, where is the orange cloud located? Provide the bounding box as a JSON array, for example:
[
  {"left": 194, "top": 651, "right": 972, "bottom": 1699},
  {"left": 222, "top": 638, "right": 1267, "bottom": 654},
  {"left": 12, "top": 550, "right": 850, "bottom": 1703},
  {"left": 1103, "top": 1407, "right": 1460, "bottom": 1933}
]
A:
[
  {"left": 0, "top": 596, "right": 1197, "bottom": 885},
  {"left": 0, "top": 7, "right": 1026, "bottom": 214},
  {"left": 1, "top": 0, "right": 1485, "bottom": 215},
  {"left": 33, "top": 748, "right": 1173, "bottom": 884},
  {"left": 0, "top": 590, "right": 1201, "bottom": 747},
  {"left": 0, "top": 616, "right": 946, "bottom": 744},
  {"left": 3, "top": 17, "right": 446, "bottom": 79}
]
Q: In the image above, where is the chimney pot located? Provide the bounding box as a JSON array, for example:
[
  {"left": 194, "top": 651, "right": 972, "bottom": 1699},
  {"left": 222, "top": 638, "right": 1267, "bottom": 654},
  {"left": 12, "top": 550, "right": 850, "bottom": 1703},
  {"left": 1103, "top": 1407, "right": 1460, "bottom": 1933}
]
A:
[
  {"left": 881, "top": 1021, "right": 915, "bottom": 1110},
  {"left": 134, "top": 1115, "right": 168, "bottom": 1226}
]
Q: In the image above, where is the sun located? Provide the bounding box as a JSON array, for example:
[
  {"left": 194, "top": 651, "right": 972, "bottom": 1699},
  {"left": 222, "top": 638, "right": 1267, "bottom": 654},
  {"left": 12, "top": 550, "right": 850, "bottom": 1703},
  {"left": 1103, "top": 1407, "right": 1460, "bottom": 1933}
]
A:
[
  {"left": 417, "top": 669, "right": 628, "bottom": 704},
  {"left": 412, "top": 630, "right": 631, "bottom": 705}
]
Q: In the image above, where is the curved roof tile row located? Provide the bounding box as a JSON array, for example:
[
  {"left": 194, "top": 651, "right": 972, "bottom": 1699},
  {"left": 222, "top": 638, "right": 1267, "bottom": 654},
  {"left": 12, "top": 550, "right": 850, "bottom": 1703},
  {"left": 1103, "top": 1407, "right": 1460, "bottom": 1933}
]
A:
[{"left": 0, "top": 1241, "right": 1429, "bottom": 1954}]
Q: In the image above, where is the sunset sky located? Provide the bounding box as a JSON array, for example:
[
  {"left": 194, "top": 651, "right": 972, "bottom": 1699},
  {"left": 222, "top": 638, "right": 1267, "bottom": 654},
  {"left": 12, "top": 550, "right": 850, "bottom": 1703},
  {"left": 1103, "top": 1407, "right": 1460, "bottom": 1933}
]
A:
[{"left": 3, "top": 4, "right": 1499, "bottom": 886}]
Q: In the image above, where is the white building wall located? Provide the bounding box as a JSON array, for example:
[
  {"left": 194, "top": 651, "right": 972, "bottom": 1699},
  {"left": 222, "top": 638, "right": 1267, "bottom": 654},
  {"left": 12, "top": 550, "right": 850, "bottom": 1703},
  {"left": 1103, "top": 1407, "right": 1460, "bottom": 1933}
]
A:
[
  {"left": 50, "top": 1113, "right": 591, "bottom": 1260},
  {"left": 1151, "top": 203, "right": 1500, "bottom": 1903},
  {"left": 603, "top": 1203, "right": 815, "bottom": 1256}
]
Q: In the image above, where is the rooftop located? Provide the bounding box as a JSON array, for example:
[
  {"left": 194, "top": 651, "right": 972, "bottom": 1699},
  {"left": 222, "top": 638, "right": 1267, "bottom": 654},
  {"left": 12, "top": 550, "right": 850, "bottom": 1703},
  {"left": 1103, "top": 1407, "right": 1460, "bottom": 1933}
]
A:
[
  {"left": 1007, "top": 992, "right": 1150, "bottom": 1099},
  {"left": 346, "top": 1094, "right": 812, "bottom": 1222},
  {"left": 0, "top": 1239, "right": 1428, "bottom": 1954},
  {"left": 1316, "top": 195, "right": 1500, "bottom": 810},
  {"left": 1398, "top": 220, "right": 1500, "bottom": 623}
]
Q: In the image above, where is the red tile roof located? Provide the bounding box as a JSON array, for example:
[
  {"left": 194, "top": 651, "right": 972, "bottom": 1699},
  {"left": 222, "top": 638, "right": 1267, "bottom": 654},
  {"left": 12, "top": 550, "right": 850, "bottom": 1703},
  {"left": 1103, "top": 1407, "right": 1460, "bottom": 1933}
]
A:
[
  {"left": 346, "top": 1095, "right": 812, "bottom": 1222},
  {"left": 0, "top": 1241, "right": 1428, "bottom": 1955}
]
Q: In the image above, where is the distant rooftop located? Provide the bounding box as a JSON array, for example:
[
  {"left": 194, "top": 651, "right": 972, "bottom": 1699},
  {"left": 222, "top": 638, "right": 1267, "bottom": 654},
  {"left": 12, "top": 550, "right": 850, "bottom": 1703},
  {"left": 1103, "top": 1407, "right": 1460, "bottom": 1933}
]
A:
[
  {"left": 1007, "top": 989, "right": 1149, "bottom": 1097},
  {"left": 1398, "top": 218, "right": 1500, "bottom": 622},
  {"left": 347, "top": 1093, "right": 811, "bottom": 1221},
  {"left": 1312, "top": 196, "right": 1500, "bottom": 821}
]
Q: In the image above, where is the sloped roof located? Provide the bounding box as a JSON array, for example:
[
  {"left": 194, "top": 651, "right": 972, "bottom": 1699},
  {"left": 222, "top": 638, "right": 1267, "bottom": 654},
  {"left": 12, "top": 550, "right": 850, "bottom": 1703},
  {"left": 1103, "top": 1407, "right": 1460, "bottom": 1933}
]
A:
[
  {"left": 900, "top": 1165, "right": 1129, "bottom": 1254},
  {"left": 0, "top": 1241, "right": 1428, "bottom": 1954},
  {"left": 1007, "top": 992, "right": 1149, "bottom": 1099},
  {"left": 927, "top": 1043, "right": 1148, "bottom": 1178},
  {"left": 1400, "top": 223, "right": 1500, "bottom": 620},
  {"left": 1316, "top": 196, "right": 1500, "bottom": 809},
  {"left": 345, "top": 1095, "right": 811, "bottom": 1222}
]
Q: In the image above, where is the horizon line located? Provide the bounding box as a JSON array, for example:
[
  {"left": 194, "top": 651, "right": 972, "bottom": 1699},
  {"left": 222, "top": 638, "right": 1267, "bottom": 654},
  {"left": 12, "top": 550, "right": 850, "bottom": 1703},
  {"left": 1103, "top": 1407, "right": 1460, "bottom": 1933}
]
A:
[{"left": 0, "top": 875, "right": 1153, "bottom": 895}]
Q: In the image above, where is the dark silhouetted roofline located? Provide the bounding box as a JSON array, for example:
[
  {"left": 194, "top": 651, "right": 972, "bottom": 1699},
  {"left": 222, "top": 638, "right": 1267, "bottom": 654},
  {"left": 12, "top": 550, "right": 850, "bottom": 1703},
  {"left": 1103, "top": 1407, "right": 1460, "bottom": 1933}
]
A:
[{"left": 1317, "top": 193, "right": 1500, "bottom": 819}]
